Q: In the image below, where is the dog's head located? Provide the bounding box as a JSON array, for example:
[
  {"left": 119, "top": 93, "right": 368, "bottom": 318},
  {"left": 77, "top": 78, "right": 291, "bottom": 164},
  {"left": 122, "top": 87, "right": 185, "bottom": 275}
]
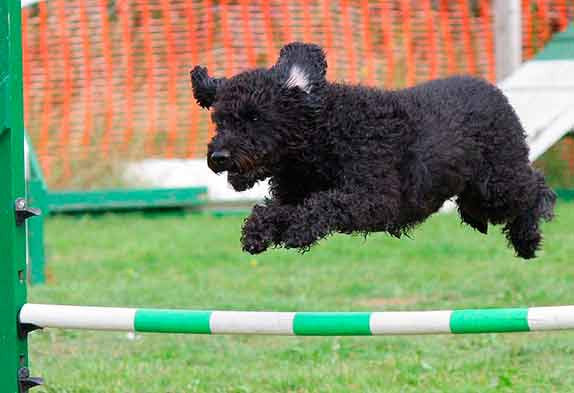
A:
[{"left": 191, "top": 42, "right": 327, "bottom": 191}]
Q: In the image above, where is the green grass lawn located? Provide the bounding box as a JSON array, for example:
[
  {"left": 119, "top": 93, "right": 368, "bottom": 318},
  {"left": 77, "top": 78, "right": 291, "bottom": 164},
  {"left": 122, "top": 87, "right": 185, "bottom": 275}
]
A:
[{"left": 30, "top": 203, "right": 574, "bottom": 393}]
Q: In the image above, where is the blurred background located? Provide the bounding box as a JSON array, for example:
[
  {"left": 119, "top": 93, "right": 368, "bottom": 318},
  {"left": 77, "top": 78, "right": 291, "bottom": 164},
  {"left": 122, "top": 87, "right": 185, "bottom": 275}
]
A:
[{"left": 21, "top": 0, "right": 574, "bottom": 199}]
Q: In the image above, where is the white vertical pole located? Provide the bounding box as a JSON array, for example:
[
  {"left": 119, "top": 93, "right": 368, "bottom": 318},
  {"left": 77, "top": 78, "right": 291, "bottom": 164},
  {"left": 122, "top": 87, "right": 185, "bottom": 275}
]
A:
[{"left": 494, "top": 0, "right": 522, "bottom": 81}]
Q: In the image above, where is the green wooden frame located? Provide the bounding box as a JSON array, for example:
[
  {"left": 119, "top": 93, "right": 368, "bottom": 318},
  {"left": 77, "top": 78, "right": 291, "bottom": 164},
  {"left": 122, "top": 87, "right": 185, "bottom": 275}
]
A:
[
  {"left": 47, "top": 187, "right": 206, "bottom": 213},
  {"left": 1, "top": 0, "right": 31, "bottom": 390}
]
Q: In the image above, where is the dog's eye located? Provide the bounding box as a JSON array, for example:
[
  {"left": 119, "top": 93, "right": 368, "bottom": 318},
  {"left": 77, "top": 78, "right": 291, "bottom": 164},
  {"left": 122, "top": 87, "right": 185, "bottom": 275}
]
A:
[
  {"left": 239, "top": 106, "right": 259, "bottom": 123},
  {"left": 243, "top": 112, "right": 258, "bottom": 122}
]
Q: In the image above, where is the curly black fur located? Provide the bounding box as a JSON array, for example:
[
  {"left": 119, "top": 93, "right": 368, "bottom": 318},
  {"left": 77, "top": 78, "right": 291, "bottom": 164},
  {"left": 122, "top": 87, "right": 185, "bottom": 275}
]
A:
[{"left": 191, "top": 42, "right": 556, "bottom": 259}]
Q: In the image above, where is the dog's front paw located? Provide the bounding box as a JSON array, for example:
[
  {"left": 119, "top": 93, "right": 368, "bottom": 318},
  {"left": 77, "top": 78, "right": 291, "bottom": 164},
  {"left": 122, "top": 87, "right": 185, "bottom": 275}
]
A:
[
  {"left": 241, "top": 210, "right": 276, "bottom": 254},
  {"left": 242, "top": 226, "right": 273, "bottom": 254},
  {"left": 281, "top": 222, "right": 325, "bottom": 252},
  {"left": 242, "top": 240, "right": 269, "bottom": 254}
]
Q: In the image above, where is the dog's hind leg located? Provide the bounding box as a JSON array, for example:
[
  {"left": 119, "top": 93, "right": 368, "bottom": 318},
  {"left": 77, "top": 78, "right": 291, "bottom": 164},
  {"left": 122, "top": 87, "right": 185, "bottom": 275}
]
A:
[
  {"left": 457, "top": 188, "right": 489, "bottom": 234},
  {"left": 475, "top": 161, "right": 556, "bottom": 259},
  {"left": 501, "top": 169, "right": 556, "bottom": 259}
]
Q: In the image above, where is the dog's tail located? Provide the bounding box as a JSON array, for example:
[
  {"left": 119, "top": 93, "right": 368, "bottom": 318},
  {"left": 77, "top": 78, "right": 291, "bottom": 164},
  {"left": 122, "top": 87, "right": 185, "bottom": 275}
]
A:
[{"left": 503, "top": 169, "right": 556, "bottom": 259}]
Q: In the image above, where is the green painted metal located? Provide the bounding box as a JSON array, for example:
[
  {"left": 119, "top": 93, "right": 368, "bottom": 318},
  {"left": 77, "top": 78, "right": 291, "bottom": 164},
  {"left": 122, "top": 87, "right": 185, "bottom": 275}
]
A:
[
  {"left": 1, "top": 79, "right": 8, "bottom": 135},
  {"left": 536, "top": 24, "right": 574, "bottom": 60},
  {"left": 293, "top": 312, "right": 372, "bottom": 336},
  {"left": 0, "top": 0, "right": 30, "bottom": 390},
  {"left": 135, "top": 310, "right": 212, "bottom": 334},
  {"left": 26, "top": 133, "right": 47, "bottom": 284},
  {"left": 47, "top": 187, "right": 207, "bottom": 213},
  {"left": 27, "top": 178, "right": 47, "bottom": 284},
  {"left": 450, "top": 309, "right": 530, "bottom": 334}
]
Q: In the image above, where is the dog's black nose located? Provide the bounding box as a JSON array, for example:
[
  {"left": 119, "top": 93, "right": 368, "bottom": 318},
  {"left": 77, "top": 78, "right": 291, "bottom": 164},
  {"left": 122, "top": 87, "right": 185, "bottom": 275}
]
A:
[
  {"left": 211, "top": 149, "right": 231, "bottom": 164},
  {"left": 209, "top": 149, "right": 231, "bottom": 172}
]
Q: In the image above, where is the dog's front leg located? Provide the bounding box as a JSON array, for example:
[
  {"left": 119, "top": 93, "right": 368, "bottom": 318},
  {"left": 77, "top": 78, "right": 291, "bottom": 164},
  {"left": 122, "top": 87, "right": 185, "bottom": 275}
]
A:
[
  {"left": 281, "top": 176, "right": 401, "bottom": 251},
  {"left": 241, "top": 200, "right": 295, "bottom": 254}
]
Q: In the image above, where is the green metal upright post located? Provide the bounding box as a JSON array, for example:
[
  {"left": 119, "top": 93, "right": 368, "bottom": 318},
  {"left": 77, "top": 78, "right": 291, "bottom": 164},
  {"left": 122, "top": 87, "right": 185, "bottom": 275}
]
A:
[
  {"left": 28, "top": 178, "right": 47, "bottom": 284},
  {"left": 27, "top": 134, "right": 47, "bottom": 284},
  {"left": 0, "top": 0, "right": 36, "bottom": 391}
]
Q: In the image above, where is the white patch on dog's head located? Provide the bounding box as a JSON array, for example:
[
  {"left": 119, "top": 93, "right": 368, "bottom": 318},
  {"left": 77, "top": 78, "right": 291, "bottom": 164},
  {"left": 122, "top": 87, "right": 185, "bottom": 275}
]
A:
[{"left": 284, "top": 65, "right": 310, "bottom": 93}]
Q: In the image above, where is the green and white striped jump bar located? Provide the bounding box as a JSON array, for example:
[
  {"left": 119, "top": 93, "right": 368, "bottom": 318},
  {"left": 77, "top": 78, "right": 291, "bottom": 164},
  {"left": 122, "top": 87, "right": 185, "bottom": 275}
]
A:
[{"left": 19, "top": 304, "right": 574, "bottom": 336}]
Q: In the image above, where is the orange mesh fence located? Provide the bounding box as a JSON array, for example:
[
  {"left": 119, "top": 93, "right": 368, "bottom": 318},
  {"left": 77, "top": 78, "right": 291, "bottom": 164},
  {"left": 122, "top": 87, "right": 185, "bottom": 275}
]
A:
[{"left": 21, "top": 0, "right": 574, "bottom": 188}]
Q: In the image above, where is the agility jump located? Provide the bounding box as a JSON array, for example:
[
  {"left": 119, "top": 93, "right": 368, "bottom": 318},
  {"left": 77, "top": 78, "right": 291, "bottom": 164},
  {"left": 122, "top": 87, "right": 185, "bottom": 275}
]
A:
[{"left": 19, "top": 304, "right": 574, "bottom": 336}]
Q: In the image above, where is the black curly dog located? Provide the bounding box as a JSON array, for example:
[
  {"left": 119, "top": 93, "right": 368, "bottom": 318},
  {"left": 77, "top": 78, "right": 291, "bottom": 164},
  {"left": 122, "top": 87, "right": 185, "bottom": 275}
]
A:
[{"left": 191, "top": 42, "right": 556, "bottom": 258}]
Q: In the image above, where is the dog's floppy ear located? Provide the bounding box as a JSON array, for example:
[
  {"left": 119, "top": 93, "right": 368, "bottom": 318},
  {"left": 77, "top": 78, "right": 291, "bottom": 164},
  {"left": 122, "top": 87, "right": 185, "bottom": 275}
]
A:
[
  {"left": 190, "top": 66, "right": 226, "bottom": 109},
  {"left": 272, "top": 42, "right": 327, "bottom": 94}
]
